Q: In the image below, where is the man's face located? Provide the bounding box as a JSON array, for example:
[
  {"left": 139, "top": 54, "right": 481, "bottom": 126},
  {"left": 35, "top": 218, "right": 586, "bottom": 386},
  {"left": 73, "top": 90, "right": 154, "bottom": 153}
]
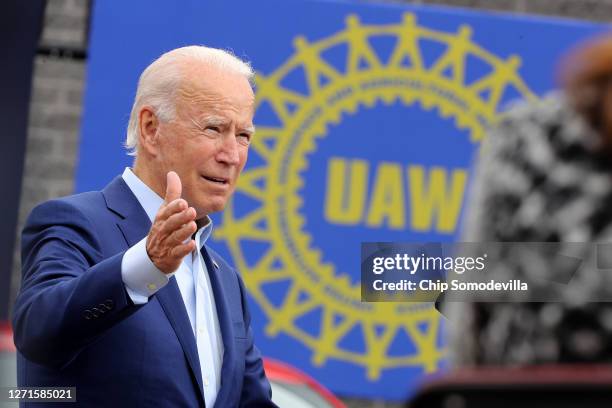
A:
[{"left": 155, "top": 66, "right": 255, "bottom": 219}]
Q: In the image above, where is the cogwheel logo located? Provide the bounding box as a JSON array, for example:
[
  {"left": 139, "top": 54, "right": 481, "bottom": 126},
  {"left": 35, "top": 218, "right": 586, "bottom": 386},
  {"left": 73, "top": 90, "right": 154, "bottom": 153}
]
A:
[{"left": 215, "top": 13, "right": 536, "bottom": 379}]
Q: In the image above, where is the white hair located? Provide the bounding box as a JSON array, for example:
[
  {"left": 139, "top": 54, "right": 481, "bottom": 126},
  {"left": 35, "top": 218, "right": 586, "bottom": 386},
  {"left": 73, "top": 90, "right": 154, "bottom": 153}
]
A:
[{"left": 125, "top": 45, "right": 255, "bottom": 156}]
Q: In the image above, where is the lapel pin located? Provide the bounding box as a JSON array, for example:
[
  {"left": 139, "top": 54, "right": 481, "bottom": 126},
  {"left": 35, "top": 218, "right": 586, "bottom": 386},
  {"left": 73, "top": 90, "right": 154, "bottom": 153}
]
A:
[{"left": 212, "top": 260, "right": 220, "bottom": 269}]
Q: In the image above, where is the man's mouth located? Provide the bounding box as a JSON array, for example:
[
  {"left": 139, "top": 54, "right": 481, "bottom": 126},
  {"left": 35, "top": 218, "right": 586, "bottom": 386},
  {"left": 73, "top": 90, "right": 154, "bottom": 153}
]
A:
[{"left": 202, "top": 175, "right": 229, "bottom": 185}]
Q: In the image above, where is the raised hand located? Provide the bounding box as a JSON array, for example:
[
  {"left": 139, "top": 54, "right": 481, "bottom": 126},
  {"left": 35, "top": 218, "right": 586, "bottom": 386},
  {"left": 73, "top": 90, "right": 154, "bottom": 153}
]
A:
[{"left": 146, "top": 171, "right": 197, "bottom": 274}]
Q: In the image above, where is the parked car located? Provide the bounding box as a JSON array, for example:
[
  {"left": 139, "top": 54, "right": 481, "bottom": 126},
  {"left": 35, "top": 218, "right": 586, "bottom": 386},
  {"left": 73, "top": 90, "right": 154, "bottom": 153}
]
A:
[
  {"left": 0, "top": 322, "right": 15, "bottom": 386},
  {"left": 264, "top": 358, "right": 346, "bottom": 408}
]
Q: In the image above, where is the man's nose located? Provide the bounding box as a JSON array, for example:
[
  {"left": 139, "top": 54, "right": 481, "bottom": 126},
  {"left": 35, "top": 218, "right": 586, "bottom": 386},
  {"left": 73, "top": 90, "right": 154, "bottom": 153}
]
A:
[{"left": 216, "top": 134, "right": 240, "bottom": 165}]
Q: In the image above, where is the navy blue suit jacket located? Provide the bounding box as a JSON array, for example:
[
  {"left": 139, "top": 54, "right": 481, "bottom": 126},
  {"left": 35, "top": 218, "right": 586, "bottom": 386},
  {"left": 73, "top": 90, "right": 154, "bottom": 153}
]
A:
[{"left": 12, "top": 176, "right": 276, "bottom": 407}]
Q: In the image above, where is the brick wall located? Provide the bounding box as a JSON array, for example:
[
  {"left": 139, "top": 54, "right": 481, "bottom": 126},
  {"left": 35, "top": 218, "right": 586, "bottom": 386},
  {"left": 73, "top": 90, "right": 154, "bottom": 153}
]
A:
[
  {"left": 10, "top": 0, "right": 88, "bottom": 307},
  {"left": 414, "top": 0, "right": 612, "bottom": 21},
  {"left": 12, "top": 1, "right": 612, "bottom": 407}
]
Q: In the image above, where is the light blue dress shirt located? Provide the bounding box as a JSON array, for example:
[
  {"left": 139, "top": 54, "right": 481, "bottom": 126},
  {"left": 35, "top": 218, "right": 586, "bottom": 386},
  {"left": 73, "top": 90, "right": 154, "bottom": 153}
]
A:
[{"left": 120, "top": 167, "right": 224, "bottom": 407}]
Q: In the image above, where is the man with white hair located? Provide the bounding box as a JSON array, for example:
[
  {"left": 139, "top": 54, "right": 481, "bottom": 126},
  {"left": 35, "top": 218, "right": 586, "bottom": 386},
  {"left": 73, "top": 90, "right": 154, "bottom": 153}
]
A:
[{"left": 12, "top": 46, "right": 277, "bottom": 407}]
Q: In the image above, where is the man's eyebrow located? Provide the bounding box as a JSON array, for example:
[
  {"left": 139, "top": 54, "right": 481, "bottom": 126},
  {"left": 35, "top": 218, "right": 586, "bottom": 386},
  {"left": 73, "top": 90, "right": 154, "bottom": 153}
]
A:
[
  {"left": 199, "top": 115, "right": 227, "bottom": 126},
  {"left": 241, "top": 125, "right": 256, "bottom": 134},
  {"left": 191, "top": 116, "right": 256, "bottom": 134},
  {"left": 189, "top": 115, "right": 227, "bottom": 131}
]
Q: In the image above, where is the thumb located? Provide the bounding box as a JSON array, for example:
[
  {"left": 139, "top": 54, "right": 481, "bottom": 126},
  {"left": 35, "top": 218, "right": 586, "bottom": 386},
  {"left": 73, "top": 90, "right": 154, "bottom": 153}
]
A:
[{"left": 164, "top": 171, "right": 182, "bottom": 203}]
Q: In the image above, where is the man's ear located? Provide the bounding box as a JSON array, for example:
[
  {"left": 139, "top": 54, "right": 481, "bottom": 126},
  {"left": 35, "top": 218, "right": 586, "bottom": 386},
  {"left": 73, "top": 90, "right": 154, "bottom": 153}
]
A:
[{"left": 138, "top": 106, "right": 161, "bottom": 156}]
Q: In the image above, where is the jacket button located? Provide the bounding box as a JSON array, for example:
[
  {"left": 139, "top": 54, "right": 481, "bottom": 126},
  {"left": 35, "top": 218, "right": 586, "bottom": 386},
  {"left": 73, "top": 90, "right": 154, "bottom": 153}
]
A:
[
  {"left": 83, "top": 310, "right": 93, "bottom": 320},
  {"left": 91, "top": 308, "right": 100, "bottom": 318},
  {"left": 92, "top": 307, "right": 104, "bottom": 316},
  {"left": 104, "top": 299, "right": 114, "bottom": 310}
]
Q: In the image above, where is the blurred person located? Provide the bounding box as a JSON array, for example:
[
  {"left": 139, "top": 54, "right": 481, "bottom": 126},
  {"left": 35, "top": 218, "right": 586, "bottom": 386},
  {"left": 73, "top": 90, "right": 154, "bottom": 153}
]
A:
[
  {"left": 12, "top": 46, "right": 277, "bottom": 407},
  {"left": 447, "top": 34, "right": 612, "bottom": 366}
]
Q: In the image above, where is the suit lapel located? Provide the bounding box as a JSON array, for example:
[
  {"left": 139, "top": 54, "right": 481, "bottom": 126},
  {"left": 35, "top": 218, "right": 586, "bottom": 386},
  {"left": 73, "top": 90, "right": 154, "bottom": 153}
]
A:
[
  {"left": 156, "top": 278, "right": 206, "bottom": 405},
  {"left": 102, "top": 176, "right": 206, "bottom": 405},
  {"left": 102, "top": 176, "right": 151, "bottom": 247},
  {"left": 200, "top": 246, "right": 236, "bottom": 407}
]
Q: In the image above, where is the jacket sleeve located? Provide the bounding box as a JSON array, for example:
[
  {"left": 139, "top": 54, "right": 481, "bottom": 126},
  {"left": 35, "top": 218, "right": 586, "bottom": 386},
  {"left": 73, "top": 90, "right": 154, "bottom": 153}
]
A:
[
  {"left": 235, "top": 271, "right": 278, "bottom": 408},
  {"left": 12, "top": 199, "right": 139, "bottom": 369}
]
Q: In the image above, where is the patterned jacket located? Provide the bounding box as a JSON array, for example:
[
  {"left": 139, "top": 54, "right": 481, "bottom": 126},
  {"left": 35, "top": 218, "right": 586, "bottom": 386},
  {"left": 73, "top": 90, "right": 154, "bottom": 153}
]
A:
[{"left": 448, "top": 92, "right": 612, "bottom": 365}]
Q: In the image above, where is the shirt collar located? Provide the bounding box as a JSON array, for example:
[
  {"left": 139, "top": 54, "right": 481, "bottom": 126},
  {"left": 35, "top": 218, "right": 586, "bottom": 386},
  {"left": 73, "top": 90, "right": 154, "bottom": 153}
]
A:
[{"left": 122, "top": 167, "right": 213, "bottom": 249}]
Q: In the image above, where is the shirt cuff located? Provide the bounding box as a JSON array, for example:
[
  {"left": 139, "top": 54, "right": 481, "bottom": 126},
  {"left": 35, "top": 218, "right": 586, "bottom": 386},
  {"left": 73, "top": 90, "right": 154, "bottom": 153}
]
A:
[{"left": 121, "top": 236, "right": 169, "bottom": 304}]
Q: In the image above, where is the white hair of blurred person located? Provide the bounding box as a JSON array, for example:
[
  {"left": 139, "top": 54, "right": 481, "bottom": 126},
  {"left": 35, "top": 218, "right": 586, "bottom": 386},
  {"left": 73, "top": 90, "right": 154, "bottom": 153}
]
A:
[{"left": 125, "top": 45, "right": 255, "bottom": 156}]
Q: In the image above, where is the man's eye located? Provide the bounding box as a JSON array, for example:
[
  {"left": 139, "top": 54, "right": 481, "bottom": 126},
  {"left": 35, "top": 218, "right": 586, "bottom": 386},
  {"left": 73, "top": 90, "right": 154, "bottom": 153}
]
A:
[
  {"left": 206, "top": 126, "right": 221, "bottom": 133},
  {"left": 237, "top": 134, "right": 251, "bottom": 145}
]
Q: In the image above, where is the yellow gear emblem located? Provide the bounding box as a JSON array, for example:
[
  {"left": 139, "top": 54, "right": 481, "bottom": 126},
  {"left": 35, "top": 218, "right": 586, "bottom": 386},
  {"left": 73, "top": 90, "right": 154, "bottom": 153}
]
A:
[{"left": 215, "top": 13, "right": 536, "bottom": 379}]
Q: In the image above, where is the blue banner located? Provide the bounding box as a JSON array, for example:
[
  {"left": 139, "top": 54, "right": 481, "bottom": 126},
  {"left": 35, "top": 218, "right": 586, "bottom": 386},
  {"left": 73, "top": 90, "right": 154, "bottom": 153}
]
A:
[{"left": 78, "top": 0, "right": 604, "bottom": 399}]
